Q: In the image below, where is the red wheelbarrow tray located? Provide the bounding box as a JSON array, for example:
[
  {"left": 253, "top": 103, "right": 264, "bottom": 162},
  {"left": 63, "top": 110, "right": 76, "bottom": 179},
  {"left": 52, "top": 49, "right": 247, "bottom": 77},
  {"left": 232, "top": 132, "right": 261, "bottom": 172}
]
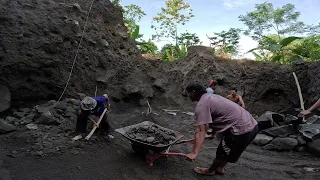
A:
[{"left": 115, "top": 121, "right": 185, "bottom": 153}]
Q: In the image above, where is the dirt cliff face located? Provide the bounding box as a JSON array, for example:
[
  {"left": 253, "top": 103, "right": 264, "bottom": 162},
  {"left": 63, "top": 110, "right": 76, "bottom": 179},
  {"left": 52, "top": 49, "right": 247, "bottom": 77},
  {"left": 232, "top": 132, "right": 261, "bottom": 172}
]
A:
[
  {"left": 147, "top": 46, "right": 318, "bottom": 115},
  {"left": 0, "top": 0, "right": 319, "bottom": 115},
  {"left": 0, "top": 0, "right": 144, "bottom": 106}
]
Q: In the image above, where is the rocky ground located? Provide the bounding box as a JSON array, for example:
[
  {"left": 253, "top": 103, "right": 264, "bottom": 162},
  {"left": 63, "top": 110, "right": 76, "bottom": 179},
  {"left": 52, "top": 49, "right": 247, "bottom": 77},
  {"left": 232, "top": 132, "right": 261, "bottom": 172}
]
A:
[{"left": 1, "top": 99, "right": 320, "bottom": 180}]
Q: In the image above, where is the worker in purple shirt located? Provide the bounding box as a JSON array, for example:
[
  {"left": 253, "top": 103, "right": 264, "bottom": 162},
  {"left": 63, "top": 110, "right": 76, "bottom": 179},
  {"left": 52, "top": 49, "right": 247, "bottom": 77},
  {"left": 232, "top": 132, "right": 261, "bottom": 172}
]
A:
[
  {"left": 185, "top": 82, "right": 258, "bottom": 176},
  {"left": 73, "top": 93, "right": 112, "bottom": 140}
]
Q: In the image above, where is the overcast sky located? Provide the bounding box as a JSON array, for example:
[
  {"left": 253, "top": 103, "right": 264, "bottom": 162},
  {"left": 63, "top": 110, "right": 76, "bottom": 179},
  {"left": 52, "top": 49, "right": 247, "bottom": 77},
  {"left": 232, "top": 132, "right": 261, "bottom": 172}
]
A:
[{"left": 120, "top": 0, "right": 320, "bottom": 59}]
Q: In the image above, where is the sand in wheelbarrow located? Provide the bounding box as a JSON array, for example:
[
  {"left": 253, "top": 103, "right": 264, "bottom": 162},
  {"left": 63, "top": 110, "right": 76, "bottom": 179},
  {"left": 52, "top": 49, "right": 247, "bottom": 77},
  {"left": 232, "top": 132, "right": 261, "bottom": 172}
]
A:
[{"left": 126, "top": 124, "right": 177, "bottom": 146}]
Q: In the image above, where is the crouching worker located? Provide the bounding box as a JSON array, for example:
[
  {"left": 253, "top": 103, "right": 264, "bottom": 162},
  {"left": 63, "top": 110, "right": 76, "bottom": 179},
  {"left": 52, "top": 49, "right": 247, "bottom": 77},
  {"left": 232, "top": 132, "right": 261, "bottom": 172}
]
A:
[
  {"left": 72, "top": 94, "right": 113, "bottom": 140},
  {"left": 185, "top": 83, "right": 258, "bottom": 176}
]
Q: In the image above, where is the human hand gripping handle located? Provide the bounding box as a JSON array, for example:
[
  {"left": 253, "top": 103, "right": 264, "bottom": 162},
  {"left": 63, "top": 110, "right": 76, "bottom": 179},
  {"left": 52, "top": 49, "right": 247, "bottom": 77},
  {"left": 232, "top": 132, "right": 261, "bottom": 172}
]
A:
[
  {"left": 185, "top": 124, "right": 207, "bottom": 162},
  {"left": 186, "top": 152, "right": 197, "bottom": 162},
  {"left": 298, "top": 99, "right": 320, "bottom": 118}
]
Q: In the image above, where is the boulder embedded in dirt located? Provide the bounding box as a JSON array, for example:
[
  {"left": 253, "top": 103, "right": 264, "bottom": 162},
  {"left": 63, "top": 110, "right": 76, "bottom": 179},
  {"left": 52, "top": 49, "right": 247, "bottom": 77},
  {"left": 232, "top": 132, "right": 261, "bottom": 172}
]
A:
[
  {"left": 306, "top": 115, "right": 320, "bottom": 124},
  {"left": 54, "top": 102, "right": 68, "bottom": 110},
  {"left": 256, "top": 111, "right": 285, "bottom": 130},
  {"left": 253, "top": 134, "right": 273, "bottom": 146},
  {"left": 13, "top": 111, "right": 27, "bottom": 118},
  {"left": 35, "top": 100, "right": 56, "bottom": 114},
  {"left": 299, "top": 124, "right": 320, "bottom": 141},
  {"left": 284, "top": 114, "right": 299, "bottom": 125},
  {"left": 264, "top": 137, "right": 298, "bottom": 151},
  {"left": 308, "top": 139, "right": 320, "bottom": 157},
  {"left": 0, "top": 119, "right": 17, "bottom": 134},
  {"left": 5, "top": 116, "right": 17, "bottom": 124},
  {"left": 297, "top": 135, "right": 307, "bottom": 145},
  {"left": 21, "top": 114, "right": 35, "bottom": 124},
  {"left": 262, "top": 125, "right": 294, "bottom": 138},
  {"left": 26, "top": 123, "right": 38, "bottom": 130},
  {"left": 37, "top": 110, "right": 61, "bottom": 126},
  {"left": 0, "top": 85, "right": 11, "bottom": 112}
]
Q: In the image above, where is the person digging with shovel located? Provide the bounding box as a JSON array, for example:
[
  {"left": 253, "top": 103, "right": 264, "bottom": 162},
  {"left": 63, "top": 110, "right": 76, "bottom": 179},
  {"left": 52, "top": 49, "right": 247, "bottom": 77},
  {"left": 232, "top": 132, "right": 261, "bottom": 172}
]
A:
[
  {"left": 298, "top": 98, "right": 320, "bottom": 117},
  {"left": 73, "top": 94, "right": 113, "bottom": 140},
  {"left": 185, "top": 82, "right": 258, "bottom": 176}
]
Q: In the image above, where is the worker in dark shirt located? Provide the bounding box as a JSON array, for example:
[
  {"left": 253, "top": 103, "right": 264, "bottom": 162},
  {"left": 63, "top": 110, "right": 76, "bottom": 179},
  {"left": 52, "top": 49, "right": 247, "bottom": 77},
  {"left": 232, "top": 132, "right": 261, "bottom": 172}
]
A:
[{"left": 73, "top": 94, "right": 112, "bottom": 140}]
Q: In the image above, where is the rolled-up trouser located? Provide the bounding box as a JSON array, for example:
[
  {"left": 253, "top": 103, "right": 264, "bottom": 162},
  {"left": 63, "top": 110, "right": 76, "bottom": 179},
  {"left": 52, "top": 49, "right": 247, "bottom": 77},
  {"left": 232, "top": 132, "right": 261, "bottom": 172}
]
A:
[
  {"left": 216, "top": 125, "right": 259, "bottom": 163},
  {"left": 75, "top": 110, "right": 110, "bottom": 134}
]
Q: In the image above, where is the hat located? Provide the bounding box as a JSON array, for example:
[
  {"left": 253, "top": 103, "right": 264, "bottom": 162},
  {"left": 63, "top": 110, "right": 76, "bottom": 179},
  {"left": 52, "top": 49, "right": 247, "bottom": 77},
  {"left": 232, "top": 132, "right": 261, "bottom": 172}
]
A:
[
  {"left": 209, "top": 80, "right": 215, "bottom": 86},
  {"left": 80, "top": 96, "right": 97, "bottom": 111}
]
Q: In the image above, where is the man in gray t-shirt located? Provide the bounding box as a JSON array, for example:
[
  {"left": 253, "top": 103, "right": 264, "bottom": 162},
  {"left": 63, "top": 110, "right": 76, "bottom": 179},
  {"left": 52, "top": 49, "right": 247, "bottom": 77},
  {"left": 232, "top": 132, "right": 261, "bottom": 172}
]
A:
[{"left": 185, "top": 82, "right": 258, "bottom": 176}]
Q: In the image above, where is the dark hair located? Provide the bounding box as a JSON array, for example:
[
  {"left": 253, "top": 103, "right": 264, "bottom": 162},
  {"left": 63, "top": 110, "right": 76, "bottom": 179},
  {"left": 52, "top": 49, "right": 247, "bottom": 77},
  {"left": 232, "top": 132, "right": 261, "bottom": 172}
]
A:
[
  {"left": 231, "top": 87, "right": 237, "bottom": 92},
  {"left": 186, "top": 82, "right": 207, "bottom": 97}
]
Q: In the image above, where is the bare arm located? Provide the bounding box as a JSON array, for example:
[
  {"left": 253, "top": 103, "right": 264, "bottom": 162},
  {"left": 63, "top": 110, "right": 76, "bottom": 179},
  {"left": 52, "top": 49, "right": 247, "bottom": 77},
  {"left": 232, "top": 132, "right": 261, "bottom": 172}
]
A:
[
  {"left": 299, "top": 99, "right": 320, "bottom": 117},
  {"left": 191, "top": 124, "right": 207, "bottom": 155},
  {"left": 103, "top": 94, "right": 111, "bottom": 111},
  {"left": 238, "top": 95, "right": 245, "bottom": 108},
  {"left": 308, "top": 99, "right": 320, "bottom": 112},
  {"left": 226, "top": 95, "right": 231, "bottom": 100}
]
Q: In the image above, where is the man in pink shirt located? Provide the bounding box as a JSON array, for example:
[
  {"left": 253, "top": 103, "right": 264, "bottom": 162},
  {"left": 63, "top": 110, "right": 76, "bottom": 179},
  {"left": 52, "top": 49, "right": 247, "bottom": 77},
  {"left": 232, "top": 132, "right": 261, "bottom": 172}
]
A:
[{"left": 185, "top": 82, "right": 258, "bottom": 176}]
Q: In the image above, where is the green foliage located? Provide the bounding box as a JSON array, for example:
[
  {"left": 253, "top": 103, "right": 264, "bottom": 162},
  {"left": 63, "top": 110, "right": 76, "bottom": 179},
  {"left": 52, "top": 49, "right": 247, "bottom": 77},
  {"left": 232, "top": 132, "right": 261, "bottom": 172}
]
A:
[
  {"left": 161, "top": 44, "right": 188, "bottom": 61},
  {"left": 177, "top": 32, "right": 200, "bottom": 46},
  {"left": 291, "top": 36, "right": 320, "bottom": 61},
  {"left": 248, "top": 36, "right": 302, "bottom": 63},
  {"left": 207, "top": 28, "right": 241, "bottom": 55},
  {"left": 139, "top": 40, "right": 158, "bottom": 54},
  {"left": 239, "top": 2, "right": 305, "bottom": 40},
  {"left": 152, "top": 0, "right": 195, "bottom": 45},
  {"left": 307, "top": 23, "right": 320, "bottom": 36},
  {"left": 161, "top": 44, "right": 175, "bottom": 53},
  {"left": 128, "top": 25, "right": 141, "bottom": 39},
  {"left": 123, "top": 4, "right": 146, "bottom": 36},
  {"left": 110, "top": 0, "right": 146, "bottom": 37}
]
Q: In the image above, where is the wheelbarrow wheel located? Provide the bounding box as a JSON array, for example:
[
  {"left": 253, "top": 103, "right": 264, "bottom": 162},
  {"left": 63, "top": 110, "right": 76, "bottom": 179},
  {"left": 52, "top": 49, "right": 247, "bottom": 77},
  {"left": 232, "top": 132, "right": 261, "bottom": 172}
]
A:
[{"left": 131, "top": 144, "right": 149, "bottom": 155}]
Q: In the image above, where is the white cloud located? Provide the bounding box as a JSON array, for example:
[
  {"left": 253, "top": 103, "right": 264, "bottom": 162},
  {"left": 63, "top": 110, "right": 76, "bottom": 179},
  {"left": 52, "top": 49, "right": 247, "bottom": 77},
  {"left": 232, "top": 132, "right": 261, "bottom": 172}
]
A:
[{"left": 223, "top": 0, "right": 261, "bottom": 10}]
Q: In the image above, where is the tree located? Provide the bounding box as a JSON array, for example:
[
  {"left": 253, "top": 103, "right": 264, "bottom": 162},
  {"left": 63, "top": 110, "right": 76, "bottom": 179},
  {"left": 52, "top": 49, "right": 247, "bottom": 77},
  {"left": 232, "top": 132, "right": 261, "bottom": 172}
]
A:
[
  {"left": 239, "top": 2, "right": 305, "bottom": 41},
  {"left": 248, "top": 36, "right": 302, "bottom": 63},
  {"left": 307, "top": 23, "right": 320, "bottom": 36},
  {"left": 151, "top": 0, "right": 194, "bottom": 45},
  {"left": 123, "top": 4, "right": 146, "bottom": 36},
  {"left": 207, "top": 28, "right": 241, "bottom": 57},
  {"left": 292, "top": 36, "right": 320, "bottom": 61},
  {"left": 177, "top": 32, "right": 200, "bottom": 46},
  {"left": 139, "top": 40, "right": 158, "bottom": 54},
  {"left": 110, "top": 0, "right": 146, "bottom": 36}
]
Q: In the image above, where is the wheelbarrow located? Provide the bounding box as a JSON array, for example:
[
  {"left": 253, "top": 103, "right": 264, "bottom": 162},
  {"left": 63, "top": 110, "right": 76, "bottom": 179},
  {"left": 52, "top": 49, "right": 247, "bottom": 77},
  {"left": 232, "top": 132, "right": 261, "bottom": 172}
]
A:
[{"left": 115, "top": 121, "right": 210, "bottom": 166}]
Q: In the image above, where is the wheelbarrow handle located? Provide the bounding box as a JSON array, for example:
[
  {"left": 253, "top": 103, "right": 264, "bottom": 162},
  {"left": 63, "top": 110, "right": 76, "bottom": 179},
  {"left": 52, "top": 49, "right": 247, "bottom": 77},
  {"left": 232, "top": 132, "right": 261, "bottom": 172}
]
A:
[
  {"left": 175, "top": 136, "right": 214, "bottom": 145},
  {"left": 175, "top": 138, "right": 195, "bottom": 144}
]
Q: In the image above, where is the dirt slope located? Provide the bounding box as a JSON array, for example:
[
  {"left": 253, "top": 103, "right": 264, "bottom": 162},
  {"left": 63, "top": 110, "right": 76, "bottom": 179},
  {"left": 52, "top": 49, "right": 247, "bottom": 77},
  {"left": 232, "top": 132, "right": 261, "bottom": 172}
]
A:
[{"left": 0, "top": 0, "right": 319, "bottom": 115}]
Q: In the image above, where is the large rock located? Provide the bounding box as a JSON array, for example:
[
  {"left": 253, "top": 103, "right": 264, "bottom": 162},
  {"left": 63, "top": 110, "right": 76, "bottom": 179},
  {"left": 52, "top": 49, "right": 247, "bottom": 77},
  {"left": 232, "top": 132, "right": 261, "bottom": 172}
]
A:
[
  {"left": 253, "top": 134, "right": 273, "bottom": 146},
  {"left": 284, "top": 114, "right": 299, "bottom": 124},
  {"left": 0, "top": 85, "right": 11, "bottom": 112},
  {"left": 264, "top": 137, "right": 298, "bottom": 151},
  {"left": 299, "top": 124, "right": 320, "bottom": 141},
  {"left": 308, "top": 139, "right": 320, "bottom": 157},
  {"left": 37, "top": 110, "right": 61, "bottom": 126},
  {"left": 306, "top": 115, "right": 320, "bottom": 124},
  {"left": 0, "top": 119, "right": 17, "bottom": 134},
  {"left": 21, "top": 113, "right": 35, "bottom": 124},
  {"left": 256, "top": 111, "right": 285, "bottom": 130},
  {"left": 262, "top": 125, "right": 294, "bottom": 138}
]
